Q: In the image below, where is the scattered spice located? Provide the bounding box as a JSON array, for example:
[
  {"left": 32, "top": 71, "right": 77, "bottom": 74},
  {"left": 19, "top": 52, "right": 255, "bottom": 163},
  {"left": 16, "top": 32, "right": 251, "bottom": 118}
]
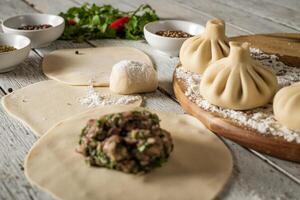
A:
[
  {"left": 7, "top": 88, "right": 13, "bottom": 93},
  {"left": 18, "top": 24, "right": 53, "bottom": 30},
  {"left": 19, "top": 163, "right": 24, "bottom": 171},
  {"left": 77, "top": 110, "right": 174, "bottom": 174},
  {"left": 156, "top": 30, "right": 192, "bottom": 38},
  {"left": 0, "top": 45, "right": 16, "bottom": 53},
  {"left": 75, "top": 50, "right": 79, "bottom": 55}
]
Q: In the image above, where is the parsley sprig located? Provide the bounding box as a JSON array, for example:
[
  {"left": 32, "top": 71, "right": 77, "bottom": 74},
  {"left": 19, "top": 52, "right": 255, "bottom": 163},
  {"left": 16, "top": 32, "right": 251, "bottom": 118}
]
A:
[{"left": 59, "top": 3, "right": 159, "bottom": 42}]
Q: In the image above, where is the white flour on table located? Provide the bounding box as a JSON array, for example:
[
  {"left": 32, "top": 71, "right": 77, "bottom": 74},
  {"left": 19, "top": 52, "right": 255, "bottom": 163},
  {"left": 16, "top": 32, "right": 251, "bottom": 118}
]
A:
[
  {"left": 175, "top": 48, "right": 300, "bottom": 143},
  {"left": 78, "top": 80, "right": 141, "bottom": 108}
]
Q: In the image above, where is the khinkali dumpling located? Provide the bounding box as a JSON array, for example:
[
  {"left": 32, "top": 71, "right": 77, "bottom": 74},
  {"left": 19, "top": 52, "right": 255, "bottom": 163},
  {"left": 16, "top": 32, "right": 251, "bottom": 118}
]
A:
[
  {"left": 179, "top": 19, "right": 230, "bottom": 74},
  {"left": 200, "top": 42, "right": 278, "bottom": 110},
  {"left": 273, "top": 83, "right": 300, "bottom": 131}
]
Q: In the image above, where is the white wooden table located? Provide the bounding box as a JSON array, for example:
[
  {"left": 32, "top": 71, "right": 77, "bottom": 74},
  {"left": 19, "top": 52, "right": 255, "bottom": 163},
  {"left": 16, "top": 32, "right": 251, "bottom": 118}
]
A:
[{"left": 1, "top": 0, "right": 300, "bottom": 199}]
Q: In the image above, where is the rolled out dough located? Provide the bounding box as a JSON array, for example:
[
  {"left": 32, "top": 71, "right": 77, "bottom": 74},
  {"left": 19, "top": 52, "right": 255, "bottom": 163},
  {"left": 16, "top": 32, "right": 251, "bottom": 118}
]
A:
[
  {"left": 1, "top": 81, "right": 142, "bottom": 136},
  {"left": 42, "top": 47, "right": 153, "bottom": 86},
  {"left": 25, "top": 105, "right": 233, "bottom": 200}
]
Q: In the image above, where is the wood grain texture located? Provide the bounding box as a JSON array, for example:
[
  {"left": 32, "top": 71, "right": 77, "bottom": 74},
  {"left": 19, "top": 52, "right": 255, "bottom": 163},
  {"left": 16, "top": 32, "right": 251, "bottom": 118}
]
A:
[
  {"left": 231, "top": 33, "right": 300, "bottom": 67},
  {"left": 0, "top": 90, "right": 53, "bottom": 200},
  {"left": 22, "top": 0, "right": 79, "bottom": 13},
  {"left": 264, "top": 0, "right": 300, "bottom": 11},
  {"left": 213, "top": 0, "right": 300, "bottom": 31},
  {"left": 0, "top": 0, "right": 37, "bottom": 18},
  {"left": 174, "top": 0, "right": 299, "bottom": 34},
  {"left": 0, "top": 51, "right": 46, "bottom": 92}
]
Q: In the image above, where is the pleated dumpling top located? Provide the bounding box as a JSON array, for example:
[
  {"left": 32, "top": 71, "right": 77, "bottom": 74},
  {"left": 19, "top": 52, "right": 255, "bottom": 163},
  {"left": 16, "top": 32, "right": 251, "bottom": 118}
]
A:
[
  {"left": 200, "top": 41, "right": 278, "bottom": 110},
  {"left": 273, "top": 83, "right": 300, "bottom": 131},
  {"left": 179, "top": 19, "right": 230, "bottom": 74}
]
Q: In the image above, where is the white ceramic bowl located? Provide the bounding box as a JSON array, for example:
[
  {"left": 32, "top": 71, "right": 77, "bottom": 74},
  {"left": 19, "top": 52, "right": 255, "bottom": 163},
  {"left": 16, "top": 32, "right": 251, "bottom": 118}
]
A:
[
  {"left": 2, "top": 14, "right": 65, "bottom": 48},
  {"left": 0, "top": 33, "right": 31, "bottom": 73},
  {"left": 144, "top": 20, "right": 205, "bottom": 56}
]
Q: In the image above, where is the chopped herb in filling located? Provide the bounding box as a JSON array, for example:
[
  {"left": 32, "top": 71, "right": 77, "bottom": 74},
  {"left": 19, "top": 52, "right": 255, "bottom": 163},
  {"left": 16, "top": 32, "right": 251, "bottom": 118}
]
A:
[{"left": 77, "top": 110, "right": 174, "bottom": 174}]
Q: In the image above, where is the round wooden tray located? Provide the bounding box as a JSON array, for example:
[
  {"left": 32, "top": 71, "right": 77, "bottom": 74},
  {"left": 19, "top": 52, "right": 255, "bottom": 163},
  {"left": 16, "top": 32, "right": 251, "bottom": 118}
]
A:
[{"left": 173, "top": 33, "right": 300, "bottom": 163}]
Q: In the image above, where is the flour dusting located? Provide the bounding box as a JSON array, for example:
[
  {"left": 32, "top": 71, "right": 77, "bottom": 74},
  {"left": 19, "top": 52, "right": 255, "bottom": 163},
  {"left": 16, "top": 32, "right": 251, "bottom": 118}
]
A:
[
  {"left": 113, "top": 60, "right": 154, "bottom": 84},
  {"left": 175, "top": 48, "right": 300, "bottom": 143},
  {"left": 79, "top": 80, "right": 141, "bottom": 108}
]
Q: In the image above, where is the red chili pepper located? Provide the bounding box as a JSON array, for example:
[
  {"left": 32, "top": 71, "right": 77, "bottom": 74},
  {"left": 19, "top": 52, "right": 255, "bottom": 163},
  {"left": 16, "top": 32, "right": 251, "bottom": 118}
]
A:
[
  {"left": 109, "top": 16, "right": 129, "bottom": 30},
  {"left": 68, "top": 19, "right": 77, "bottom": 26}
]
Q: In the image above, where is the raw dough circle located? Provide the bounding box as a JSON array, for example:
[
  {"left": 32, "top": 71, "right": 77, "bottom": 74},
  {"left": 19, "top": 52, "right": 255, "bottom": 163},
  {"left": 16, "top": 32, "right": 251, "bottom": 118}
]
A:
[
  {"left": 1, "top": 81, "right": 142, "bottom": 136},
  {"left": 42, "top": 47, "right": 153, "bottom": 86},
  {"left": 273, "top": 83, "right": 300, "bottom": 131},
  {"left": 25, "top": 105, "right": 233, "bottom": 200}
]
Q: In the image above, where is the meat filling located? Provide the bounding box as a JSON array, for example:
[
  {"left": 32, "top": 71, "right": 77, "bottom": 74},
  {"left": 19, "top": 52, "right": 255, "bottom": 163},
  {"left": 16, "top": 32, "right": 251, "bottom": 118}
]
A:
[{"left": 77, "top": 110, "right": 174, "bottom": 174}]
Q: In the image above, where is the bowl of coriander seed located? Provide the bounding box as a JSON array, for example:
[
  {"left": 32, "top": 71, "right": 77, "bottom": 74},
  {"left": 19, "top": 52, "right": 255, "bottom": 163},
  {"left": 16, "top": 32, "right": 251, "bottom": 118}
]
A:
[
  {"left": 0, "top": 33, "right": 31, "bottom": 73},
  {"left": 144, "top": 20, "right": 204, "bottom": 56}
]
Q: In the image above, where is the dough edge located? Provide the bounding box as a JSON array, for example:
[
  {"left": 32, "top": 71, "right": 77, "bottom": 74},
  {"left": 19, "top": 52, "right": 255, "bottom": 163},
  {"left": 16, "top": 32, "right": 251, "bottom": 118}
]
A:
[{"left": 24, "top": 105, "right": 233, "bottom": 200}]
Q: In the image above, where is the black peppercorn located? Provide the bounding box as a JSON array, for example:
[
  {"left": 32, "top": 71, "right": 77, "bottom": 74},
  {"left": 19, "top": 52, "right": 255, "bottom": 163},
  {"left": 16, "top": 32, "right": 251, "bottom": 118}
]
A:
[
  {"left": 8, "top": 88, "right": 13, "bottom": 93},
  {"left": 75, "top": 50, "right": 79, "bottom": 55}
]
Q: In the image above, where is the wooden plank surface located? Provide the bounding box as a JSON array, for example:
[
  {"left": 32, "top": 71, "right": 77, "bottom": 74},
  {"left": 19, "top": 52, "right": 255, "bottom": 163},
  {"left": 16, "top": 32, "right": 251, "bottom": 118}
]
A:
[
  {"left": 0, "top": 90, "right": 53, "bottom": 200},
  {"left": 212, "top": 0, "right": 300, "bottom": 31},
  {"left": 265, "top": 0, "right": 300, "bottom": 11},
  {"left": 174, "top": 0, "right": 298, "bottom": 34},
  {"left": 1, "top": 0, "right": 300, "bottom": 199}
]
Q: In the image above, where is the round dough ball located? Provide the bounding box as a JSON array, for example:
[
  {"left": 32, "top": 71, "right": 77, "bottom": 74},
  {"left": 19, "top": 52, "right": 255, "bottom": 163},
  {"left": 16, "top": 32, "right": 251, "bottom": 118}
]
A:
[
  {"left": 200, "top": 42, "right": 278, "bottom": 110},
  {"left": 273, "top": 83, "right": 300, "bottom": 131},
  {"left": 42, "top": 47, "right": 153, "bottom": 86},
  {"left": 179, "top": 19, "right": 230, "bottom": 74},
  {"left": 109, "top": 60, "right": 158, "bottom": 94}
]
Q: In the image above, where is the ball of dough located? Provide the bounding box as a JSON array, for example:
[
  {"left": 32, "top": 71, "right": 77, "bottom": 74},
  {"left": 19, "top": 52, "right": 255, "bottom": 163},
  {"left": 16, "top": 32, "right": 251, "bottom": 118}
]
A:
[
  {"left": 109, "top": 60, "right": 158, "bottom": 95},
  {"left": 179, "top": 19, "right": 230, "bottom": 74},
  {"left": 200, "top": 42, "right": 278, "bottom": 110},
  {"left": 273, "top": 83, "right": 300, "bottom": 131}
]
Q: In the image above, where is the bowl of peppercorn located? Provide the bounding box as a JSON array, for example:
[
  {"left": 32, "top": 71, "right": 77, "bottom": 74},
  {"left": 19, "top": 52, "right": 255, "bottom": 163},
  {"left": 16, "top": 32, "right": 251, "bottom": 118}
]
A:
[
  {"left": 2, "top": 14, "right": 65, "bottom": 48},
  {"left": 0, "top": 33, "right": 31, "bottom": 73},
  {"left": 144, "top": 20, "right": 204, "bottom": 56}
]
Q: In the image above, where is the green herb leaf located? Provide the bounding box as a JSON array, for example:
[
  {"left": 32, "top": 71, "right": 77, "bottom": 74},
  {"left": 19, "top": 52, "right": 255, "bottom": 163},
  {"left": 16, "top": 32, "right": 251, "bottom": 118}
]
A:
[{"left": 59, "top": 3, "right": 159, "bottom": 41}]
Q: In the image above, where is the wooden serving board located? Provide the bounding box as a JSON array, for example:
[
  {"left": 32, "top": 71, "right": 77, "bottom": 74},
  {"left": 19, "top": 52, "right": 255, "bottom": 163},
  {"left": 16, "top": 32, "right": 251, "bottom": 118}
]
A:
[{"left": 173, "top": 33, "right": 300, "bottom": 163}]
